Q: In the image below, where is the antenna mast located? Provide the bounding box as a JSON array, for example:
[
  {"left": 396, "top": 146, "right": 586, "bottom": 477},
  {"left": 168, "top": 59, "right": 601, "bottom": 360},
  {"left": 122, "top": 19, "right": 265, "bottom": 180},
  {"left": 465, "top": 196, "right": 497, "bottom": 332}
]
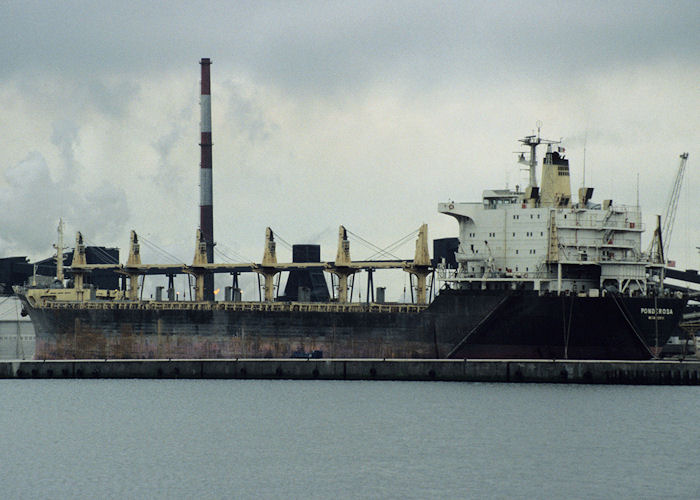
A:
[
  {"left": 517, "top": 121, "right": 559, "bottom": 190},
  {"left": 54, "top": 219, "right": 65, "bottom": 282},
  {"left": 582, "top": 131, "right": 587, "bottom": 187}
]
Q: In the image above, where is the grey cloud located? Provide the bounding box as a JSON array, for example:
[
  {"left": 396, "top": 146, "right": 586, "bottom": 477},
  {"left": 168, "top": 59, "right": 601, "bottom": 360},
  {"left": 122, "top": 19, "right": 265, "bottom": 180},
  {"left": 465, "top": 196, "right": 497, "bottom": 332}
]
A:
[
  {"left": 0, "top": 152, "right": 129, "bottom": 258},
  {"left": 2, "top": 1, "right": 698, "bottom": 94},
  {"left": 0, "top": 152, "right": 66, "bottom": 255},
  {"left": 51, "top": 119, "right": 79, "bottom": 177},
  {"left": 0, "top": 0, "right": 698, "bottom": 269},
  {"left": 82, "top": 181, "right": 130, "bottom": 241},
  {"left": 222, "top": 79, "right": 276, "bottom": 144},
  {"left": 151, "top": 108, "right": 191, "bottom": 193},
  {"left": 86, "top": 79, "right": 140, "bottom": 119}
]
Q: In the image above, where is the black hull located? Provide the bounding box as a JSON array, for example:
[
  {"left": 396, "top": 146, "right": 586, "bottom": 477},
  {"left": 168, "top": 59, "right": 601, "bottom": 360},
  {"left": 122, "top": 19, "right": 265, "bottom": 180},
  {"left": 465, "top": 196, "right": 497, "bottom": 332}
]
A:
[
  {"left": 434, "top": 290, "right": 685, "bottom": 360},
  {"left": 21, "top": 290, "right": 686, "bottom": 360}
]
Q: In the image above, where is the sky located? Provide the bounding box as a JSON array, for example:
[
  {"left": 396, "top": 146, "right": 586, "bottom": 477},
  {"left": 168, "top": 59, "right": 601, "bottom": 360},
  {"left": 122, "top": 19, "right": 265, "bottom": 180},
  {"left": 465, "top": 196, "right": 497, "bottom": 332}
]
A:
[{"left": 1, "top": 1, "right": 699, "bottom": 299}]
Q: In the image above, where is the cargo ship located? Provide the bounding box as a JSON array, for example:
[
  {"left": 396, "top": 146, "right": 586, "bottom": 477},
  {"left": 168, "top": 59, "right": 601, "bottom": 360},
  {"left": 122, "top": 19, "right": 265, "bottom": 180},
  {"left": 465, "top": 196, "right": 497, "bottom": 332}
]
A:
[
  {"left": 14, "top": 60, "right": 688, "bottom": 360},
  {"left": 15, "top": 131, "right": 688, "bottom": 360}
]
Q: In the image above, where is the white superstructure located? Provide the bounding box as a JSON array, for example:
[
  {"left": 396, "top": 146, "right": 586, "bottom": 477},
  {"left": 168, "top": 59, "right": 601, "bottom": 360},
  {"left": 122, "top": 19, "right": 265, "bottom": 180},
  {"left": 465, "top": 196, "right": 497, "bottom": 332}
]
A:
[{"left": 438, "top": 129, "right": 650, "bottom": 296}]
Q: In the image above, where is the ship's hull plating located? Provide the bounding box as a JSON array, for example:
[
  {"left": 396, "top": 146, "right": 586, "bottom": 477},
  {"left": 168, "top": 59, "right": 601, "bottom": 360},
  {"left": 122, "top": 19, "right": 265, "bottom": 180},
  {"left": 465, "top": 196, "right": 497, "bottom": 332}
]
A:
[{"left": 21, "top": 291, "right": 685, "bottom": 360}]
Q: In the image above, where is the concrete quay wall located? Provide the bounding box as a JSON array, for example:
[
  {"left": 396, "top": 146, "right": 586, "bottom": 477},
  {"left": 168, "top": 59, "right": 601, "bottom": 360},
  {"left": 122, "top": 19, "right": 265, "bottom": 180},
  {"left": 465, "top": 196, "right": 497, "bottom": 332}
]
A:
[{"left": 2, "top": 359, "right": 700, "bottom": 385}]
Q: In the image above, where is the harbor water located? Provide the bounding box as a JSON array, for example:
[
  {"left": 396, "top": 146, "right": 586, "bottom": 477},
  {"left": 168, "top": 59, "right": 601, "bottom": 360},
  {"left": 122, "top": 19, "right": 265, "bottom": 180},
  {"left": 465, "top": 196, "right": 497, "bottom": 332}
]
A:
[{"left": 2, "top": 379, "right": 699, "bottom": 499}]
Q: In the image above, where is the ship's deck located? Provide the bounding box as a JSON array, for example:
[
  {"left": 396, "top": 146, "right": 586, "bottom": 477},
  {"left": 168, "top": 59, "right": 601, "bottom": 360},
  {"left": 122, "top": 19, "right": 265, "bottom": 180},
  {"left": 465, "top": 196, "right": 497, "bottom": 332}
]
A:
[{"left": 40, "top": 300, "right": 428, "bottom": 314}]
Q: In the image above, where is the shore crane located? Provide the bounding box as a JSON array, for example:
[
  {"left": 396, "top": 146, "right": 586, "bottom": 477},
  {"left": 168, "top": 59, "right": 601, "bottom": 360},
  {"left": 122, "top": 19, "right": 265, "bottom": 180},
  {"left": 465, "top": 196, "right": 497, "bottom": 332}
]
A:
[{"left": 649, "top": 152, "right": 689, "bottom": 264}]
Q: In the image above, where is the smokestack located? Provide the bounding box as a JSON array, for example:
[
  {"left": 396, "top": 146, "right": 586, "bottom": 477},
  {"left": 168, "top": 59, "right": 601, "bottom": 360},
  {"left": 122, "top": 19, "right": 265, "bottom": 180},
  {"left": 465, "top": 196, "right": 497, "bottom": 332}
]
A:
[{"left": 200, "top": 57, "right": 214, "bottom": 300}]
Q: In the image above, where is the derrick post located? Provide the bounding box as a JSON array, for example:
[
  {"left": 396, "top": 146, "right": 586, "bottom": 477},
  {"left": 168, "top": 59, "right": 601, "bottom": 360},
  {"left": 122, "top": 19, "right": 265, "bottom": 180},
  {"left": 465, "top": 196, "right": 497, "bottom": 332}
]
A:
[
  {"left": 260, "top": 271, "right": 276, "bottom": 302},
  {"left": 255, "top": 227, "right": 278, "bottom": 302},
  {"left": 191, "top": 229, "right": 208, "bottom": 301},
  {"left": 126, "top": 230, "right": 142, "bottom": 300},
  {"left": 331, "top": 270, "right": 355, "bottom": 303},
  {"left": 404, "top": 224, "right": 431, "bottom": 304},
  {"left": 329, "top": 225, "right": 355, "bottom": 303},
  {"left": 71, "top": 232, "right": 87, "bottom": 291},
  {"left": 127, "top": 273, "right": 140, "bottom": 301}
]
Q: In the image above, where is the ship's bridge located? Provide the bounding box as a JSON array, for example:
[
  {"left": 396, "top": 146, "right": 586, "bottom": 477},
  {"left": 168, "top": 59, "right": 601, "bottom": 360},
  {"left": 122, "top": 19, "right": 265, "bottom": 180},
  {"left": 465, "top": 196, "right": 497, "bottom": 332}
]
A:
[
  {"left": 482, "top": 189, "right": 521, "bottom": 209},
  {"left": 437, "top": 188, "right": 523, "bottom": 218}
]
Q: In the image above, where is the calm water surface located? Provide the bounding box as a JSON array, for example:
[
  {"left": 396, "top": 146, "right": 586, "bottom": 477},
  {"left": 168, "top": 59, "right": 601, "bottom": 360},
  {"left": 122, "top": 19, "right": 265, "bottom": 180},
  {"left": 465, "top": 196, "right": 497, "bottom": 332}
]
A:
[{"left": 1, "top": 380, "right": 699, "bottom": 499}]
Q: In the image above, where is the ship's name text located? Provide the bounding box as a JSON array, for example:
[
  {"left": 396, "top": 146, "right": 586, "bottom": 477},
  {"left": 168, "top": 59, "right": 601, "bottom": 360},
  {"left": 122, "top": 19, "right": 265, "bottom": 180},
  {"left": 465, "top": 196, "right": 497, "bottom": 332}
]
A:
[{"left": 640, "top": 307, "right": 673, "bottom": 315}]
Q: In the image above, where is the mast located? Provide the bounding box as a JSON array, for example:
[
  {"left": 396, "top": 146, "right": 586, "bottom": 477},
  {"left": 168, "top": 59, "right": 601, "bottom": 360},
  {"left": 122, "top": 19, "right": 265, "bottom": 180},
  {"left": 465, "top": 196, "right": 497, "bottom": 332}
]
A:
[
  {"left": 518, "top": 121, "right": 562, "bottom": 191},
  {"left": 54, "top": 218, "right": 65, "bottom": 283},
  {"left": 519, "top": 130, "right": 541, "bottom": 190}
]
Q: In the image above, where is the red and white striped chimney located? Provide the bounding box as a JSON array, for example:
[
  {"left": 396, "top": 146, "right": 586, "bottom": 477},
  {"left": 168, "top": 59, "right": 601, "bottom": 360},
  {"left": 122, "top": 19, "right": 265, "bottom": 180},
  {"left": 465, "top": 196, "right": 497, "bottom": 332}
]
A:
[{"left": 200, "top": 57, "right": 214, "bottom": 300}]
